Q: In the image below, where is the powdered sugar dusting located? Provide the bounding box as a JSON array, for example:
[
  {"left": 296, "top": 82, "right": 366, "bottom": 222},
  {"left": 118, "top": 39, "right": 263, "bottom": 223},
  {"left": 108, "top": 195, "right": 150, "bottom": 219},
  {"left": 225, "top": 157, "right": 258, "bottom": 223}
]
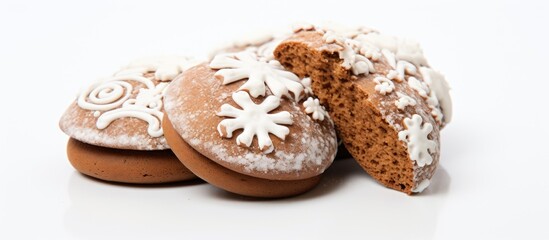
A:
[
  {"left": 200, "top": 120, "right": 336, "bottom": 174},
  {"left": 59, "top": 56, "right": 200, "bottom": 150},
  {"left": 64, "top": 126, "right": 168, "bottom": 150},
  {"left": 163, "top": 64, "right": 337, "bottom": 177},
  {"left": 60, "top": 105, "right": 169, "bottom": 150}
]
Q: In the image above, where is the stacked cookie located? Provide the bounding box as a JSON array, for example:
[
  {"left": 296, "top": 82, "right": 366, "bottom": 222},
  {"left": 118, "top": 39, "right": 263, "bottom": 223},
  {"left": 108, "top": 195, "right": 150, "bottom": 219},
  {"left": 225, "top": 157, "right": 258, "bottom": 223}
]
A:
[
  {"left": 59, "top": 57, "right": 199, "bottom": 184},
  {"left": 59, "top": 23, "right": 451, "bottom": 197}
]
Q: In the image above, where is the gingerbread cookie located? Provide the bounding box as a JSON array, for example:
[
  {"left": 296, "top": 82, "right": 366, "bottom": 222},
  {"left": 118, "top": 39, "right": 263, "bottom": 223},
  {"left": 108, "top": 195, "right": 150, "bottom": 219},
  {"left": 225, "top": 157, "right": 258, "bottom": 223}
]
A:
[
  {"left": 59, "top": 56, "right": 199, "bottom": 184},
  {"left": 163, "top": 41, "right": 338, "bottom": 197},
  {"left": 274, "top": 25, "right": 452, "bottom": 194}
]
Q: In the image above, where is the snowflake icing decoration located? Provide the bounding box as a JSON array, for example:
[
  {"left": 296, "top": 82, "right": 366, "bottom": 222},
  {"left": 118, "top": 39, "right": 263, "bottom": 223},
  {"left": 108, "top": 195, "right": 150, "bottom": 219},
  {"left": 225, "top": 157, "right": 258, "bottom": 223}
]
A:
[
  {"left": 398, "top": 114, "right": 437, "bottom": 167},
  {"left": 209, "top": 51, "right": 304, "bottom": 100},
  {"left": 216, "top": 91, "right": 293, "bottom": 151},
  {"left": 387, "top": 60, "right": 417, "bottom": 82},
  {"left": 303, "top": 97, "right": 328, "bottom": 121},
  {"left": 373, "top": 76, "right": 395, "bottom": 95},
  {"left": 408, "top": 76, "right": 430, "bottom": 98},
  {"left": 395, "top": 92, "right": 417, "bottom": 110}
]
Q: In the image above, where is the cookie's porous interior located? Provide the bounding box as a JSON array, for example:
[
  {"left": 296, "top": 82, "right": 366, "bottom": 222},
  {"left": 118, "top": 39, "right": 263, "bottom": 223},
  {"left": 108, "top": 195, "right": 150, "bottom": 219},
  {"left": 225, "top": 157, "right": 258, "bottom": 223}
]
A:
[{"left": 275, "top": 42, "right": 414, "bottom": 194}]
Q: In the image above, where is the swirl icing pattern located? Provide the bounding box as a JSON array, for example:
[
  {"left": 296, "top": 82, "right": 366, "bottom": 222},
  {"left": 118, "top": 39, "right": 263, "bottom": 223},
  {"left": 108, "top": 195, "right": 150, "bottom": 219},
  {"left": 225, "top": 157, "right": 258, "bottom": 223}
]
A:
[{"left": 77, "top": 56, "right": 197, "bottom": 138}]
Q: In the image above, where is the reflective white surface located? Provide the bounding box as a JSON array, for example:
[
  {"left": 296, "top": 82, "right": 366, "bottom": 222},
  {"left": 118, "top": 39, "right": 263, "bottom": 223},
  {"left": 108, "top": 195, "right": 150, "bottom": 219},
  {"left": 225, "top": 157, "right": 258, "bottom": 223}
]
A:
[
  {"left": 61, "top": 161, "right": 451, "bottom": 240},
  {"left": 1, "top": 0, "right": 548, "bottom": 239}
]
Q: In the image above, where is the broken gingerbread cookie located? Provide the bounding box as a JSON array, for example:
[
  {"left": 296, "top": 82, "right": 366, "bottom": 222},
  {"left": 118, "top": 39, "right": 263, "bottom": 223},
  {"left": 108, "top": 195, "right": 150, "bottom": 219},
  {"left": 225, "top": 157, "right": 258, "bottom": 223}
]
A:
[{"left": 274, "top": 25, "right": 452, "bottom": 194}]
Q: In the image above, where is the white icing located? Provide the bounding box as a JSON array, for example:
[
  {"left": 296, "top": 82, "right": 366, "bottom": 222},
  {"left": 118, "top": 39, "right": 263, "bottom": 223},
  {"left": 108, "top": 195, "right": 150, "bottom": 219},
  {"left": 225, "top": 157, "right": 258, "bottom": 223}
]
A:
[
  {"left": 255, "top": 37, "right": 285, "bottom": 61},
  {"left": 395, "top": 92, "right": 417, "bottom": 110},
  {"left": 209, "top": 51, "right": 304, "bottom": 100},
  {"left": 96, "top": 83, "right": 168, "bottom": 138},
  {"left": 355, "top": 33, "right": 398, "bottom": 53},
  {"left": 117, "top": 56, "right": 200, "bottom": 81},
  {"left": 78, "top": 74, "right": 167, "bottom": 138},
  {"left": 209, "top": 26, "right": 296, "bottom": 61},
  {"left": 381, "top": 49, "right": 396, "bottom": 69},
  {"left": 232, "top": 32, "right": 274, "bottom": 48},
  {"left": 429, "top": 104, "right": 444, "bottom": 123},
  {"left": 356, "top": 42, "right": 381, "bottom": 61},
  {"left": 292, "top": 22, "right": 315, "bottom": 33},
  {"left": 323, "top": 31, "right": 345, "bottom": 45},
  {"left": 301, "top": 77, "right": 313, "bottom": 96},
  {"left": 77, "top": 56, "right": 198, "bottom": 138},
  {"left": 355, "top": 33, "right": 428, "bottom": 66},
  {"left": 216, "top": 91, "right": 293, "bottom": 151},
  {"left": 303, "top": 97, "right": 328, "bottom": 121},
  {"left": 396, "top": 39, "right": 428, "bottom": 66},
  {"left": 316, "top": 22, "right": 377, "bottom": 38},
  {"left": 408, "top": 75, "right": 445, "bottom": 124},
  {"left": 387, "top": 60, "right": 417, "bottom": 82},
  {"left": 412, "top": 179, "right": 431, "bottom": 193},
  {"left": 323, "top": 31, "right": 376, "bottom": 76},
  {"left": 77, "top": 79, "right": 134, "bottom": 111},
  {"left": 398, "top": 114, "right": 437, "bottom": 167},
  {"left": 373, "top": 76, "right": 395, "bottom": 95},
  {"left": 408, "top": 76, "right": 430, "bottom": 98},
  {"left": 342, "top": 45, "right": 375, "bottom": 76},
  {"left": 420, "top": 67, "right": 453, "bottom": 124}
]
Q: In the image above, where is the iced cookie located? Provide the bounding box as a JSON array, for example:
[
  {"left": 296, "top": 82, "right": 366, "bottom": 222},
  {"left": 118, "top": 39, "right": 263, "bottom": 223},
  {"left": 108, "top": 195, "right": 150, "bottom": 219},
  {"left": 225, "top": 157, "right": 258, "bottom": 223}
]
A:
[
  {"left": 59, "top": 57, "right": 199, "bottom": 184},
  {"left": 274, "top": 25, "right": 452, "bottom": 194},
  {"left": 163, "top": 42, "right": 338, "bottom": 198}
]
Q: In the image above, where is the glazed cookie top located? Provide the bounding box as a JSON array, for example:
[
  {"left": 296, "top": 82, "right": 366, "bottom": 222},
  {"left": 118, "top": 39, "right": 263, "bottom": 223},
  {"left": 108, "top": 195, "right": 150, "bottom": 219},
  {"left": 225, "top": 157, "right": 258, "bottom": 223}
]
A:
[
  {"left": 59, "top": 56, "right": 200, "bottom": 150},
  {"left": 164, "top": 41, "right": 338, "bottom": 181}
]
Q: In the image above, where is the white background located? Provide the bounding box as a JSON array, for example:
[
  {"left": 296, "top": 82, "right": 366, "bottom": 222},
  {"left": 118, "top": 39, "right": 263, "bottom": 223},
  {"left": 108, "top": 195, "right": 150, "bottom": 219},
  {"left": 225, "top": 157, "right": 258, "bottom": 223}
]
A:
[{"left": 1, "top": 0, "right": 548, "bottom": 239}]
